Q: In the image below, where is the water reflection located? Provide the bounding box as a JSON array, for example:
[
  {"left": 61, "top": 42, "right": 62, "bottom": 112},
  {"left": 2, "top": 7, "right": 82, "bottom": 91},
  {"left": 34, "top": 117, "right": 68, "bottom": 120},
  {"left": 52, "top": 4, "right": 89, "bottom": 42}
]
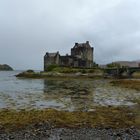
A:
[
  {"left": 0, "top": 71, "right": 140, "bottom": 111},
  {"left": 44, "top": 79, "right": 94, "bottom": 111},
  {"left": 43, "top": 79, "right": 140, "bottom": 111}
]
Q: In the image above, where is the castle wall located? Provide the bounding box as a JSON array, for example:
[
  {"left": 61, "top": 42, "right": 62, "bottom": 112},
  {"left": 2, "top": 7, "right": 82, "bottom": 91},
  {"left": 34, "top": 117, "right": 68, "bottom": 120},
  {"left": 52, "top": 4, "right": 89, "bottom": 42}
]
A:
[
  {"left": 71, "top": 42, "right": 94, "bottom": 68},
  {"left": 44, "top": 53, "right": 60, "bottom": 71},
  {"left": 60, "top": 56, "right": 73, "bottom": 67},
  {"left": 71, "top": 47, "right": 93, "bottom": 61}
]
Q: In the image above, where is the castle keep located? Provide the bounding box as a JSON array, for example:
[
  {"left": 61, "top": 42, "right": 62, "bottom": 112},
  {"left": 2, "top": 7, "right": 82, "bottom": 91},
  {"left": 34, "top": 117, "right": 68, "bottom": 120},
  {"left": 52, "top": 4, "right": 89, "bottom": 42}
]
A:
[{"left": 44, "top": 41, "right": 94, "bottom": 71}]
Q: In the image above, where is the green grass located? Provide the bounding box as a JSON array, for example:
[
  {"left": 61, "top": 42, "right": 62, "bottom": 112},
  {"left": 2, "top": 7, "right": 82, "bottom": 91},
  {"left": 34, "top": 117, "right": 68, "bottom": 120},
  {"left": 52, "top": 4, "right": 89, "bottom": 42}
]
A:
[
  {"left": 49, "top": 67, "right": 98, "bottom": 73},
  {"left": 45, "top": 65, "right": 102, "bottom": 73}
]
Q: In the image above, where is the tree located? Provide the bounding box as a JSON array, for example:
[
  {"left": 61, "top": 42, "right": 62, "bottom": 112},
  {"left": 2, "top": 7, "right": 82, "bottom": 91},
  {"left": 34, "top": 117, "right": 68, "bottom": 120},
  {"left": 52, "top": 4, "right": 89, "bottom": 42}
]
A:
[{"left": 107, "top": 63, "right": 121, "bottom": 68}]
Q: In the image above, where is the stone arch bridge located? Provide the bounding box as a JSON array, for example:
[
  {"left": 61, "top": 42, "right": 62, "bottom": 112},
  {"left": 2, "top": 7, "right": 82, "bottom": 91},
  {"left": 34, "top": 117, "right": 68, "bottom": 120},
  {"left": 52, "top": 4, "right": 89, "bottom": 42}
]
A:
[{"left": 104, "top": 67, "right": 140, "bottom": 77}]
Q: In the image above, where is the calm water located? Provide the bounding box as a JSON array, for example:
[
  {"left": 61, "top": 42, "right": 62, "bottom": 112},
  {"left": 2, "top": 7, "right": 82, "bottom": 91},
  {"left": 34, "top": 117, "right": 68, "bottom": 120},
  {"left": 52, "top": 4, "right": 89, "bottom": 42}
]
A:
[{"left": 0, "top": 71, "right": 140, "bottom": 111}]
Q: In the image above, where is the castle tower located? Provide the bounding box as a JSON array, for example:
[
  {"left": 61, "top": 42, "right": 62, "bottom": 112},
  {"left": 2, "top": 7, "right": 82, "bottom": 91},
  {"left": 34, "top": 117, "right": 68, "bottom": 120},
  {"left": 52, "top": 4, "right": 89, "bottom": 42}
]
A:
[
  {"left": 44, "top": 51, "right": 60, "bottom": 71},
  {"left": 71, "top": 41, "right": 94, "bottom": 68}
]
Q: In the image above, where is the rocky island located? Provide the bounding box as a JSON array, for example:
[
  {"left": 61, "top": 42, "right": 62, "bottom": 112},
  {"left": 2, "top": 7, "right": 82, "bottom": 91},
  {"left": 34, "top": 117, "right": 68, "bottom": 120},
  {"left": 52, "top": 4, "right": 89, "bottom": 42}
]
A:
[
  {"left": 0, "top": 64, "right": 13, "bottom": 71},
  {"left": 16, "top": 67, "right": 103, "bottom": 79}
]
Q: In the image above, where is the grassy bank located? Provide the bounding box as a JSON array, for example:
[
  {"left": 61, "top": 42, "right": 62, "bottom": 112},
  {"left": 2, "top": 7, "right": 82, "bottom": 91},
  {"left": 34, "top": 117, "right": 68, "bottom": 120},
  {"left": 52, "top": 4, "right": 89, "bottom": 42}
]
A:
[
  {"left": 0, "top": 106, "right": 139, "bottom": 131},
  {"left": 16, "top": 68, "right": 103, "bottom": 79},
  {"left": 111, "top": 80, "right": 140, "bottom": 91},
  {"left": 46, "top": 66, "right": 100, "bottom": 73}
]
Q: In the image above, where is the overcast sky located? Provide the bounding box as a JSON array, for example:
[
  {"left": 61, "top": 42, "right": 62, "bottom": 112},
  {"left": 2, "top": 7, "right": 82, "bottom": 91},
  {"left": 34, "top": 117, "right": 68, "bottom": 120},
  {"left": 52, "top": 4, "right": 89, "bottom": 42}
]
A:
[{"left": 0, "top": 0, "right": 140, "bottom": 70}]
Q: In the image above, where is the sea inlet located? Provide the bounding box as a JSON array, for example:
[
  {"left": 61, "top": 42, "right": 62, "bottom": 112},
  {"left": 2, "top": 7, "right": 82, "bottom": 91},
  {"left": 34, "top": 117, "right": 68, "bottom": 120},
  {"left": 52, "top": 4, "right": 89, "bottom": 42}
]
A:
[
  {"left": 0, "top": 71, "right": 140, "bottom": 139},
  {"left": 0, "top": 71, "right": 140, "bottom": 110}
]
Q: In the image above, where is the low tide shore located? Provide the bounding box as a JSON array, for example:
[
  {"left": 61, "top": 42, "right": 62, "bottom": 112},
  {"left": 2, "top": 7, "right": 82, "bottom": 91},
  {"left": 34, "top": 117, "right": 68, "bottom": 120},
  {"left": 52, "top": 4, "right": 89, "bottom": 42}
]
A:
[
  {"left": 0, "top": 106, "right": 140, "bottom": 140},
  {"left": 2, "top": 71, "right": 140, "bottom": 139},
  {"left": 111, "top": 79, "right": 140, "bottom": 91}
]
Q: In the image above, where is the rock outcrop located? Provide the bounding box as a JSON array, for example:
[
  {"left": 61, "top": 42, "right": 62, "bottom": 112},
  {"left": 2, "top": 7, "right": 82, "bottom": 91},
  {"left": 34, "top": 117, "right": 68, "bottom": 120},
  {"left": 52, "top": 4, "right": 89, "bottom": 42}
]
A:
[{"left": 0, "top": 64, "right": 13, "bottom": 71}]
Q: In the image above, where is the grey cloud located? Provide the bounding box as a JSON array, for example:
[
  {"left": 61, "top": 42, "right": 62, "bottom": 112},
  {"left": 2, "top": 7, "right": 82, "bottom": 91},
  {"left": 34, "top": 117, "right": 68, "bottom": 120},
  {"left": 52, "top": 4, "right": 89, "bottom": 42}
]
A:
[{"left": 0, "top": 0, "right": 140, "bottom": 70}]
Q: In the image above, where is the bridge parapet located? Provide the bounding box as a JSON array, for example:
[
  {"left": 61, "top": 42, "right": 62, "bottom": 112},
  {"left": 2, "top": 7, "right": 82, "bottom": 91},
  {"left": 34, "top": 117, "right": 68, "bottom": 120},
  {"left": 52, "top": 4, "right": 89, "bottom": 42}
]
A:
[{"left": 103, "top": 67, "right": 140, "bottom": 77}]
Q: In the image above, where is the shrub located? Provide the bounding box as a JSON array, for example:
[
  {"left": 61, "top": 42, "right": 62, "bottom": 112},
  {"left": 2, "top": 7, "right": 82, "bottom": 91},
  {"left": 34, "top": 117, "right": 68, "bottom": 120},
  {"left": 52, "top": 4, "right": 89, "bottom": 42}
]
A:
[
  {"left": 88, "top": 69, "right": 95, "bottom": 73},
  {"left": 107, "top": 63, "right": 121, "bottom": 68},
  {"left": 81, "top": 69, "right": 87, "bottom": 74},
  {"left": 47, "top": 65, "right": 59, "bottom": 71},
  {"left": 26, "top": 69, "right": 34, "bottom": 73}
]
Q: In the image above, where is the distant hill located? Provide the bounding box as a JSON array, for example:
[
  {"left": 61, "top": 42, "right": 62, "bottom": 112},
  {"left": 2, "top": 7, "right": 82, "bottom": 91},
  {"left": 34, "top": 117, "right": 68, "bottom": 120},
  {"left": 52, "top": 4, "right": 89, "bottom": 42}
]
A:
[
  {"left": 114, "top": 61, "right": 139, "bottom": 67},
  {"left": 101, "top": 60, "right": 140, "bottom": 68},
  {"left": 134, "top": 60, "right": 140, "bottom": 63},
  {"left": 0, "top": 64, "right": 13, "bottom": 71}
]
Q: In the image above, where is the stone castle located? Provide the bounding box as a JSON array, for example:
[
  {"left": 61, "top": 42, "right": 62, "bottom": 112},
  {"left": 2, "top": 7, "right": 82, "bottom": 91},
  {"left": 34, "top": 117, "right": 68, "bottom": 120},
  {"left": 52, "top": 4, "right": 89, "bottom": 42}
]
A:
[{"left": 44, "top": 41, "right": 94, "bottom": 71}]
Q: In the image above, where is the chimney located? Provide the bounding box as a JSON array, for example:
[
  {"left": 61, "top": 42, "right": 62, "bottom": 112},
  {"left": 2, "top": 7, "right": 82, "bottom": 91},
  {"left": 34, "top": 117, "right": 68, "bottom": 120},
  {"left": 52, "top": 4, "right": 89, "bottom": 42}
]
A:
[{"left": 86, "top": 41, "right": 89, "bottom": 45}]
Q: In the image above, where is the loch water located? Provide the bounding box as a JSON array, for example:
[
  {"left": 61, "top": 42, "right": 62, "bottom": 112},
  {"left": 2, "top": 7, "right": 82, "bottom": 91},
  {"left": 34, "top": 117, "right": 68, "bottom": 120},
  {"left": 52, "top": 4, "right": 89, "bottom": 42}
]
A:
[{"left": 0, "top": 71, "right": 140, "bottom": 111}]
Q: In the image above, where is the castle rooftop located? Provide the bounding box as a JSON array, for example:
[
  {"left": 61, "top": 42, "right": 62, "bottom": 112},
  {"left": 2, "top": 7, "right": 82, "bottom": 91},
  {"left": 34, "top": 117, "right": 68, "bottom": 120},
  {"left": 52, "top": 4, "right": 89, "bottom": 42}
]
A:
[
  {"left": 74, "top": 41, "right": 91, "bottom": 48},
  {"left": 45, "top": 52, "right": 59, "bottom": 57}
]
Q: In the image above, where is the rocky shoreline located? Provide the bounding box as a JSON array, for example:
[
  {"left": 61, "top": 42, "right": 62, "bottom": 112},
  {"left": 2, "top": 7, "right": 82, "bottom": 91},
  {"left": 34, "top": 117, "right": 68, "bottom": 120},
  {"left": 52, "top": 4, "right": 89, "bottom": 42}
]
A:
[
  {"left": 16, "top": 70, "right": 103, "bottom": 79},
  {"left": 0, "top": 123, "right": 140, "bottom": 140}
]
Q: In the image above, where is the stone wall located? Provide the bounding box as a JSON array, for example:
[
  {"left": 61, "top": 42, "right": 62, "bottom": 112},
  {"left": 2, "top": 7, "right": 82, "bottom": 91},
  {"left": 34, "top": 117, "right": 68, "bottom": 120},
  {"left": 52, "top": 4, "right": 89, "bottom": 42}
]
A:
[
  {"left": 44, "top": 52, "right": 60, "bottom": 71},
  {"left": 71, "top": 41, "right": 94, "bottom": 68}
]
